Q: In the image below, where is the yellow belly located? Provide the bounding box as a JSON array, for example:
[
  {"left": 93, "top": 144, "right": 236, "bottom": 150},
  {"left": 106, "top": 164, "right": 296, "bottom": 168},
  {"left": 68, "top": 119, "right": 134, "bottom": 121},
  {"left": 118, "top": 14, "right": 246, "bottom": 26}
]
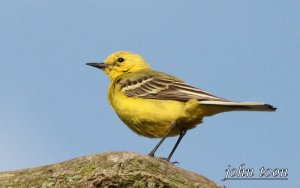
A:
[{"left": 110, "top": 89, "right": 205, "bottom": 138}]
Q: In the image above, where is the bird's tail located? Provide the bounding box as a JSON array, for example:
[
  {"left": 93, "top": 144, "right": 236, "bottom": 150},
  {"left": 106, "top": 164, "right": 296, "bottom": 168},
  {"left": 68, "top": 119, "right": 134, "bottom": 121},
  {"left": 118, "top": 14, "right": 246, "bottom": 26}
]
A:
[{"left": 199, "top": 101, "right": 276, "bottom": 112}]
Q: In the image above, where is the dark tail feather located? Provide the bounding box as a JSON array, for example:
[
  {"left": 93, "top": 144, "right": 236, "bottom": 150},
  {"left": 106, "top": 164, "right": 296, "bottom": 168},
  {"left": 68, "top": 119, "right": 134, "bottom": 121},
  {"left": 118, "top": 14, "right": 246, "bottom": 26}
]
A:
[{"left": 199, "top": 101, "right": 276, "bottom": 112}]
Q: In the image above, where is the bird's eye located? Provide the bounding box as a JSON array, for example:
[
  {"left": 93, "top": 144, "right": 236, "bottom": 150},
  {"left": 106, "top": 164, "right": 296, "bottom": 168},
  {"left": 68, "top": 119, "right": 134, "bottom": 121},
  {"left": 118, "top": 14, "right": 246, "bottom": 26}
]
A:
[{"left": 117, "top": 57, "right": 125, "bottom": 63}]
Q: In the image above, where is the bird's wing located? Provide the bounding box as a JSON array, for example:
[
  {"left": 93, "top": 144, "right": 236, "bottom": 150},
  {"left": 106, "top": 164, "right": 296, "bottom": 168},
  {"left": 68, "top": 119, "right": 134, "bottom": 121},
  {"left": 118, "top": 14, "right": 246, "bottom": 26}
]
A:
[{"left": 120, "top": 75, "right": 225, "bottom": 102}]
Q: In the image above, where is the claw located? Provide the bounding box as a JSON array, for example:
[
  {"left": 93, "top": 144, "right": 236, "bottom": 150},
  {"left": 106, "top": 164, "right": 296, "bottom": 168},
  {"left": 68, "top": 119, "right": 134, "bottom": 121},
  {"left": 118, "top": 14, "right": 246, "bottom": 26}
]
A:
[{"left": 155, "top": 157, "right": 179, "bottom": 164}]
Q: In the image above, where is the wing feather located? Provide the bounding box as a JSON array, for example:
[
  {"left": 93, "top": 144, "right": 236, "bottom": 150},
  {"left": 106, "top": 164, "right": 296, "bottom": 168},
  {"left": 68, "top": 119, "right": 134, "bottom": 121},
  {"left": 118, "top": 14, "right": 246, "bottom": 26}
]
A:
[{"left": 120, "top": 75, "right": 225, "bottom": 102}]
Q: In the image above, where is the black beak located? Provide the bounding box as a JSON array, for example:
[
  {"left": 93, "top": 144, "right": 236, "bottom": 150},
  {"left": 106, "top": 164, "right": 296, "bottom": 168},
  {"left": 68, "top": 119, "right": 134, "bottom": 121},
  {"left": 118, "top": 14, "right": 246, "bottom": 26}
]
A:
[{"left": 86, "top": 62, "right": 107, "bottom": 69}]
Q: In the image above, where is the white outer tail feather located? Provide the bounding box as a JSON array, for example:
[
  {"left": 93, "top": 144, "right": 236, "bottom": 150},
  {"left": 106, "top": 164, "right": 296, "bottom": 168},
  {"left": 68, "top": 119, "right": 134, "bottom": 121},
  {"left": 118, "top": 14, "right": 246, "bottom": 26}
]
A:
[{"left": 199, "top": 101, "right": 276, "bottom": 112}]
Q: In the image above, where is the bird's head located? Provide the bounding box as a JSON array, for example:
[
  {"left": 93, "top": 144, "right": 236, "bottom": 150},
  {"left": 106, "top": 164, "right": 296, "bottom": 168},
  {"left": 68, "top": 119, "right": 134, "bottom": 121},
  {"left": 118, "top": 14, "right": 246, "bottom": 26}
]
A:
[{"left": 87, "top": 51, "right": 152, "bottom": 80}]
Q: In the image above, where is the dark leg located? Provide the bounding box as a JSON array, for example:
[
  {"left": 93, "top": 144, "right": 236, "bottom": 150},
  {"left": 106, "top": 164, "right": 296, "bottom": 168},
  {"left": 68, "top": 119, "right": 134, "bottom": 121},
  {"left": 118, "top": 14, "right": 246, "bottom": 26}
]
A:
[
  {"left": 148, "top": 122, "right": 177, "bottom": 157},
  {"left": 167, "top": 128, "right": 187, "bottom": 162}
]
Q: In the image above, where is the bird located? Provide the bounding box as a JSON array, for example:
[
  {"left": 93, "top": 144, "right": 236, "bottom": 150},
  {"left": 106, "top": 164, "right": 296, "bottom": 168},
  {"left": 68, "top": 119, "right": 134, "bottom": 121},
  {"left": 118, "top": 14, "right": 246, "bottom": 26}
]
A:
[{"left": 86, "top": 51, "right": 276, "bottom": 161}]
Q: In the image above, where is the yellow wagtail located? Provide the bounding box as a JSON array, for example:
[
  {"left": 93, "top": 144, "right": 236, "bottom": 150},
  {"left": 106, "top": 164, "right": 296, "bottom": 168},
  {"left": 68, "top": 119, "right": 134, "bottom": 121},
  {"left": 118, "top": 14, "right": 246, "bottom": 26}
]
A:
[{"left": 87, "top": 51, "right": 276, "bottom": 161}]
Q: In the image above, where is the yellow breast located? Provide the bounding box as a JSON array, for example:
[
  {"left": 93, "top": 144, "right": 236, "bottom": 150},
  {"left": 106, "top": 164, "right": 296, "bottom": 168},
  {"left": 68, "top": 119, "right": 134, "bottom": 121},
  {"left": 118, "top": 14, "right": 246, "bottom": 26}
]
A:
[{"left": 108, "top": 83, "right": 204, "bottom": 138}]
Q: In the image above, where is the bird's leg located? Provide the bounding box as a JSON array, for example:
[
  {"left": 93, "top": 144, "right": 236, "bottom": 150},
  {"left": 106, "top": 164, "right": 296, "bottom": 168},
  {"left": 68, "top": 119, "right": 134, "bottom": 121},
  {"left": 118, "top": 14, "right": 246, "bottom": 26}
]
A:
[
  {"left": 148, "top": 122, "right": 177, "bottom": 157},
  {"left": 166, "top": 128, "right": 187, "bottom": 162}
]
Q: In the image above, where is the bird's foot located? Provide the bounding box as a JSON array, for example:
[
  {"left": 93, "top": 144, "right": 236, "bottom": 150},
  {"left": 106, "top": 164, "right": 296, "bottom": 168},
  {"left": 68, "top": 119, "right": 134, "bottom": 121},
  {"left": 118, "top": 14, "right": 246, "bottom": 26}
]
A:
[
  {"left": 148, "top": 152, "right": 155, "bottom": 157},
  {"left": 153, "top": 156, "right": 179, "bottom": 164}
]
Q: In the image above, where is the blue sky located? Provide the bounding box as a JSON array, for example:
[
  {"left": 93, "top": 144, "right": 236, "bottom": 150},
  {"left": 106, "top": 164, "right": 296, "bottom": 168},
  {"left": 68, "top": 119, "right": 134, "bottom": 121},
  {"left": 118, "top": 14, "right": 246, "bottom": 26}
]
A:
[{"left": 0, "top": 1, "right": 299, "bottom": 187}]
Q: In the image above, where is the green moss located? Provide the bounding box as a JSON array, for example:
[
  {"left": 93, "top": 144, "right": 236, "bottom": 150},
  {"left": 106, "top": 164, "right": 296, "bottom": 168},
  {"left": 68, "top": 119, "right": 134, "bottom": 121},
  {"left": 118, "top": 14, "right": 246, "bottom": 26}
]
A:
[{"left": 0, "top": 152, "right": 223, "bottom": 188}]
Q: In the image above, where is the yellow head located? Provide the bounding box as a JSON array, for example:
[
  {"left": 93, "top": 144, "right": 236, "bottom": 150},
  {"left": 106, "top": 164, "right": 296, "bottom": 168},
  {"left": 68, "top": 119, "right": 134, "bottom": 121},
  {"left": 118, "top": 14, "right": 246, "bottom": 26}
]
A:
[{"left": 87, "top": 51, "right": 152, "bottom": 80}]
